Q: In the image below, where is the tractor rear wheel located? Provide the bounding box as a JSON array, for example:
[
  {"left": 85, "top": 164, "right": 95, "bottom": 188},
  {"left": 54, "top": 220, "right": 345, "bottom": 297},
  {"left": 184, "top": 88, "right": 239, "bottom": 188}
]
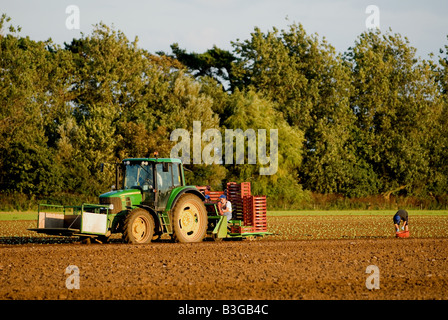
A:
[
  {"left": 172, "top": 194, "right": 208, "bottom": 243},
  {"left": 122, "top": 208, "right": 155, "bottom": 244}
]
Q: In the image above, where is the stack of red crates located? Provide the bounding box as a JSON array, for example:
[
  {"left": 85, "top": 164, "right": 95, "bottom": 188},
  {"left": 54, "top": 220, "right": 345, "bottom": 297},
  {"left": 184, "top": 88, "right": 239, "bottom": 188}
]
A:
[
  {"left": 226, "top": 182, "right": 251, "bottom": 221},
  {"left": 243, "top": 195, "right": 267, "bottom": 232},
  {"left": 226, "top": 182, "right": 267, "bottom": 233}
]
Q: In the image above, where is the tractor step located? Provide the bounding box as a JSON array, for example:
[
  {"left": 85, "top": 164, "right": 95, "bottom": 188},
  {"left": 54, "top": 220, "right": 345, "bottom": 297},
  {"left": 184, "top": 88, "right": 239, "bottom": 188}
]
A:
[{"left": 159, "top": 212, "right": 172, "bottom": 234}]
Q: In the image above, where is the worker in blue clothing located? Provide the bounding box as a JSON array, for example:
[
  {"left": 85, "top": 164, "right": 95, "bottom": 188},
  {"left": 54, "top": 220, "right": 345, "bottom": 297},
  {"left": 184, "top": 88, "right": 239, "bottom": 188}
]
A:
[{"left": 393, "top": 209, "right": 409, "bottom": 233}]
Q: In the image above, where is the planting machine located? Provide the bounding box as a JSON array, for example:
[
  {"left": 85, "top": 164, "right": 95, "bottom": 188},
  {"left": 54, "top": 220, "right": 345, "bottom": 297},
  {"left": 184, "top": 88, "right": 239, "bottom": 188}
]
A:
[{"left": 29, "top": 157, "right": 270, "bottom": 243}]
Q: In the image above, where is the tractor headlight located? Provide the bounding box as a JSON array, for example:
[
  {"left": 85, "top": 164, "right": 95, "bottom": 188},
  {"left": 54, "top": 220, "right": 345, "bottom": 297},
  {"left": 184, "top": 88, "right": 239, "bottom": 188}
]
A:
[{"left": 109, "top": 204, "right": 114, "bottom": 210}]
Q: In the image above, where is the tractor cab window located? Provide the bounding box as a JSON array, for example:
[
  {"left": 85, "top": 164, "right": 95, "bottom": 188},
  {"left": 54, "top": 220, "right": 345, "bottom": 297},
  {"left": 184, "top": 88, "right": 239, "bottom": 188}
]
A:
[
  {"left": 156, "top": 163, "right": 173, "bottom": 192},
  {"left": 172, "top": 163, "right": 182, "bottom": 187},
  {"left": 155, "top": 162, "right": 175, "bottom": 210},
  {"left": 124, "top": 162, "right": 154, "bottom": 191}
]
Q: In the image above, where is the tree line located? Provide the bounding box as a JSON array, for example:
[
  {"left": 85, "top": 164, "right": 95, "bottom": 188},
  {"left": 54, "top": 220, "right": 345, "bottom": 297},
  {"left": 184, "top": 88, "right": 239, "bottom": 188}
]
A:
[{"left": 1, "top": 14, "right": 448, "bottom": 210}]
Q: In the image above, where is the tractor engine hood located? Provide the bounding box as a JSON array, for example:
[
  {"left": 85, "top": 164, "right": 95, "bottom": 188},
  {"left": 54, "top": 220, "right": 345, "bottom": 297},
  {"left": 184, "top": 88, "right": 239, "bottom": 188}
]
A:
[{"left": 99, "top": 189, "right": 142, "bottom": 214}]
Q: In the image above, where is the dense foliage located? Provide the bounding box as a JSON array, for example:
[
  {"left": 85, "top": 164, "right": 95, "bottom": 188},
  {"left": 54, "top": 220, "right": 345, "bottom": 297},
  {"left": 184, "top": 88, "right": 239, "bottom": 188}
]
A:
[{"left": 1, "top": 14, "right": 447, "bottom": 209}]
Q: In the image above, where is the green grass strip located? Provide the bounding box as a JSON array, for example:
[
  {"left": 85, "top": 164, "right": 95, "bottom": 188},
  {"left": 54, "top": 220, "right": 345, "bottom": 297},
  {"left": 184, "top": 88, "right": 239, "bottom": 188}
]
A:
[{"left": 0, "top": 212, "right": 38, "bottom": 221}]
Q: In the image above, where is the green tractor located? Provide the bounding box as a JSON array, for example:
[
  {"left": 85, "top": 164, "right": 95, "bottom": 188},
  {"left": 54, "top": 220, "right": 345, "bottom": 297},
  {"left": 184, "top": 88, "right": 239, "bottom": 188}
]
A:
[{"left": 29, "top": 157, "right": 211, "bottom": 243}]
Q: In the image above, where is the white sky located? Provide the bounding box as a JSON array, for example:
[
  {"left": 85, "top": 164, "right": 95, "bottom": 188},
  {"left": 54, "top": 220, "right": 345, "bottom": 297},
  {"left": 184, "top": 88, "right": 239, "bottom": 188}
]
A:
[{"left": 2, "top": 0, "right": 447, "bottom": 59}]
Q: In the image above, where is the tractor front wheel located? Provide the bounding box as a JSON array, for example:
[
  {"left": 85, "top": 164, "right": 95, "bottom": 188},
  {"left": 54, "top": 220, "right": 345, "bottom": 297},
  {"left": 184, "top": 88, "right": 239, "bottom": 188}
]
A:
[
  {"left": 122, "top": 208, "right": 155, "bottom": 244},
  {"left": 172, "top": 194, "right": 208, "bottom": 243}
]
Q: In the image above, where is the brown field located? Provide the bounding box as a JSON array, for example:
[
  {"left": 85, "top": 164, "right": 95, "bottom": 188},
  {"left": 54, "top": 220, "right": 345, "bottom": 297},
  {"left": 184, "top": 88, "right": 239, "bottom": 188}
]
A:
[{"left": 1, "top": 215, "right": 448, "bottom": 300}]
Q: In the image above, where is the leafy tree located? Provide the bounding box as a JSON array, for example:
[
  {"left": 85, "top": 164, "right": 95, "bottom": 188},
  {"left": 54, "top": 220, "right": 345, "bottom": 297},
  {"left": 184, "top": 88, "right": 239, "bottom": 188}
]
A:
[
  {"left": 223, "top": 89, "right": 308, "bottom": 208},
  {"left": 162, "top": 43, "right": 237, "bottom": 91},
  {"left": 344, "top": 29, "right": 442, "bottom": 196},
  {"left": 0, "top": 14, "right": 70, "bottom": 195},
  {"left": 429, "top": 36, "right": 448, "bottom": 196},
  {"left": 231, "top": 23, "right": 360, "bottom": 196},
  {"left": 63, "top": 23, "right": 146, "bottom": 193},
  {"left": 64, "top": 23, "right": 223, "bottom": 192}
]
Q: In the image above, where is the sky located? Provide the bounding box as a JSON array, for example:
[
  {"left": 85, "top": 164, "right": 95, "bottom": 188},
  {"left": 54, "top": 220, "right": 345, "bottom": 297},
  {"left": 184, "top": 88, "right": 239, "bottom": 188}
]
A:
[{"left": 1, "top": 0, "right": 448, "bottom": 59}]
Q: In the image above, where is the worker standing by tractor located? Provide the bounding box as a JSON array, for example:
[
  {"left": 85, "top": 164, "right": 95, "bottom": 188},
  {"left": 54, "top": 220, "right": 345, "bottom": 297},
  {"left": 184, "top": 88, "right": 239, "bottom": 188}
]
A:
[{"left": 393, "top": 209, "right": 409, "bottom": 233}]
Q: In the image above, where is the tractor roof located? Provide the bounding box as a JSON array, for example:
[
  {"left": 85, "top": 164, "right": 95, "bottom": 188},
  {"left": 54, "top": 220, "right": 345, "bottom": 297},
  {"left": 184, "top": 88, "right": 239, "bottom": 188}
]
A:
[{"left": 122, "top": 158, "right": 182, "bottom": 164}]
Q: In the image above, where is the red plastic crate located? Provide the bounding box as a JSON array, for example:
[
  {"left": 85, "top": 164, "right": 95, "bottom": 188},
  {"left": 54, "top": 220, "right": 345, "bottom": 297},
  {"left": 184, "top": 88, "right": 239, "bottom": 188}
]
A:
[
  {"left": 226, "top": 182, "right": 252, "bottom": 221},
  {"left": 231, "top": 225, "right": 254, "bottom": 234},
  {"left": 241, "top": 195, "right": 267, "bottom": 231},
  {"left": 226, "top": 182, "right": 251, "bottom": 197},
  {"left": 396, "top": 230, "right": 410, "bottom": 238},
  {"left": 196, "top": 185, "right": 208, "bottom": 192},
  {"left": 206, "top": 191, "right": 224, "bottom": 202}
]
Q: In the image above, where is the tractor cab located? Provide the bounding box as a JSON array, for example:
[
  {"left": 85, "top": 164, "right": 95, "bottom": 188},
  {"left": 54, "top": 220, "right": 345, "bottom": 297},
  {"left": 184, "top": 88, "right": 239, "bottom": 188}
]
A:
[{"left": 120, "top": 158, "right": 184, "bottom": 211}]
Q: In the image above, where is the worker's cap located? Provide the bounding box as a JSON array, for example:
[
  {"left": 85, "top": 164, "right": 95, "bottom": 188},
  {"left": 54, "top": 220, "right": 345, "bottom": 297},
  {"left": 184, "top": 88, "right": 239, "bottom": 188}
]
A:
[
  {"left": 204, "top": 195, "right": 211, "bottom": 199},
  {"left": 393, "top": 214, "right": 401, "bottom": 224},
  {"left": 219, "top": 194, "right": 227, "bottom": 199}
]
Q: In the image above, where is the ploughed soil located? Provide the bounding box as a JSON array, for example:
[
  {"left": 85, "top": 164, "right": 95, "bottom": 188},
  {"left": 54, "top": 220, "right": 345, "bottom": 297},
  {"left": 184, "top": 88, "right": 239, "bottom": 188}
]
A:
[{"left": 1, "top": 238, "right": 447, "bottom": 300}]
